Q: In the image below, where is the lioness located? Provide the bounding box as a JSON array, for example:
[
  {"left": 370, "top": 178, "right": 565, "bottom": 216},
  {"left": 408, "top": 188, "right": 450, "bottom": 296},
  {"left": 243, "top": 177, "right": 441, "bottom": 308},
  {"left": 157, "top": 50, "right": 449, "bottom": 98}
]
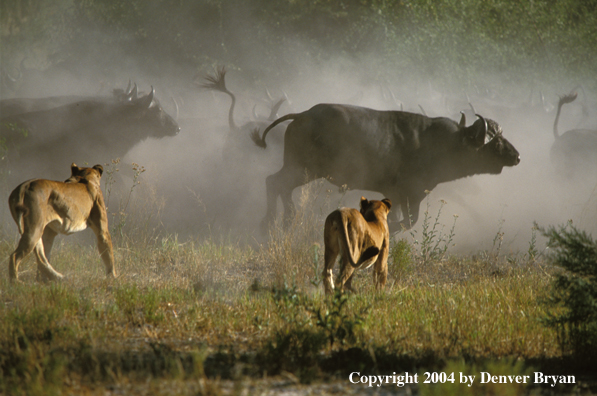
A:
[
  {"left": 8, "top": 163, "right": 116, "bottom": 283},
  {"left": 323, "top": 197, "right": 392, "bottom": 294}
]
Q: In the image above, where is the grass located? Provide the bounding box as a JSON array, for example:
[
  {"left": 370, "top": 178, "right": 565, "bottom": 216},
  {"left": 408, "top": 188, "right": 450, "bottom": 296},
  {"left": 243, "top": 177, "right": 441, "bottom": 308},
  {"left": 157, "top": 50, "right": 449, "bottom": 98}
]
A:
[{"left": 0, "top": 179, "right": 594, "bottom": 395}]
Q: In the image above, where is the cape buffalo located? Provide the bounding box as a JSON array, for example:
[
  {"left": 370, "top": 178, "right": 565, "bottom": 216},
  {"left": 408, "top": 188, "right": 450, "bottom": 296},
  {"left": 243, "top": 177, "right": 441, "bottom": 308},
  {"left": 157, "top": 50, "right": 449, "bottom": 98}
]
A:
[
  {"left": 0, "top": 81, "right": 139, "bottom": 118},
  {"left": 1, "top": 84, "right": 179, "bottom": 180},
  {"left": 251, "top": 104, "right": 520, "bottom": 232},
  {"left": 551, "top": 92, "right": 597, "bottom": 180}
]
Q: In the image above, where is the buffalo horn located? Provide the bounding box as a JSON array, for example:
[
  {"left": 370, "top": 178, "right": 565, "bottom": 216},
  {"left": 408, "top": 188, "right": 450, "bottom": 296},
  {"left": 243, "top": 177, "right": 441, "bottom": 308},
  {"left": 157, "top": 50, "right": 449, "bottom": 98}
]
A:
[
  {"left": 125, "top": 83, "right": 138, "bottom": 101},
  {"left": 459, "top": 111, "right": 466, "bottom": 128},
  {"left": 469, "top": 102, "right": 477, "bottom": 115},
  {"left": 252, "top": 104, "right": 260, "bottom": 120},
  {"left": 136, "top": 86, "right": 154, "bottom": 109},
  {"left": 265, "top": 86, "right": 274, "bottom": 101},
  {"left": 474, "top": 113, "right": 490, "bottom": 139},
  {"left": 171, "top": 96, "right": 179, "bottom": 120}
]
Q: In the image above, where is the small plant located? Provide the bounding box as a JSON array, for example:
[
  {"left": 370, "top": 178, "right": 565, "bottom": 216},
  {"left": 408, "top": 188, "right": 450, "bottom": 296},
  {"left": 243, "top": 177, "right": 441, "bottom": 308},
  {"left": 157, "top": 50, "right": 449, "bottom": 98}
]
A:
[
  {"left": 309, "top": 243, "right": 322, "bottom": 287},
  {"left": 525, "top": 224, "right": 539, "bottom": 263},
  {"left": 539, "top": 222, "right": 597, "bottom": 358},
  {"left": 389, "top": 238, "right": 413, "bottom": 286},
  {"left": 271, "top": 276, "right": 311, "bottom": 328},
  {"left": 106, "top": 161, "right": 147, "bottom": 238},
  {"left": 103, "top": 158, "right": 121, "bottom": 211},
  {"left": 410, "top": 193, "right": 458, "bottom": 264},
  {"left": 261, "top": 176, "right": 325, "bottom": 287},
  {"left": 311, "top": 290, "right": 367, "bottom": 348},
  {"left": 491, "top": 218, "right": 505, "bottom": 257}
]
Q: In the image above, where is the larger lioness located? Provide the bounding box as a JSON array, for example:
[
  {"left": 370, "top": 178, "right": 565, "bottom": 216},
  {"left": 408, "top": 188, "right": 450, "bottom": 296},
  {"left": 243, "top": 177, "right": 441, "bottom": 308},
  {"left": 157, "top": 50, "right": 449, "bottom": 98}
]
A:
[
  {"left": 323, "top": 197, "right": 392, "bottom": 294},
  {"left": 8, "top": 163, "right": 116, "bottom": 283}
]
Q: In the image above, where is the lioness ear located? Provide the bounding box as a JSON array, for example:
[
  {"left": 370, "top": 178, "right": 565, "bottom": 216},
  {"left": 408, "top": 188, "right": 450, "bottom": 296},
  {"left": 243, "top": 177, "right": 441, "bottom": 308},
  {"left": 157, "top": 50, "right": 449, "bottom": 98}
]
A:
[
  {"left": 71, "top": 163, "right": 79, "bottom": 174},
  {"left": 93, "top": 164, "right": 104, "bottom": 176},
  {"left": 382, "top": 198, "right": 392, "bottom": 210},
  {"left": 360, "top": 196, "right": 369, "bottom": 210}
]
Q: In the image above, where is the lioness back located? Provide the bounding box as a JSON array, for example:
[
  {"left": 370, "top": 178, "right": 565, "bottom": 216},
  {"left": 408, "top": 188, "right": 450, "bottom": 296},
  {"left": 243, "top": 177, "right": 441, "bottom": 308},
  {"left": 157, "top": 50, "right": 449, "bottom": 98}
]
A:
[
  {"left": 322, "top": 197, "right": 392, "bottom": 294},
  {"left": 8, "top": 163, "right": 115, "bottom": 283}
]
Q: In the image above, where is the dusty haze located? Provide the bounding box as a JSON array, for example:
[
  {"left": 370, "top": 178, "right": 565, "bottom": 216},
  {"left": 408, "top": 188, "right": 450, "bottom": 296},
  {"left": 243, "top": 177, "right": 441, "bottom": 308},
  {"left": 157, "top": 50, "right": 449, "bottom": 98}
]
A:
[{"left": 1, "top": 1, "right": 596, "bottom": 254}]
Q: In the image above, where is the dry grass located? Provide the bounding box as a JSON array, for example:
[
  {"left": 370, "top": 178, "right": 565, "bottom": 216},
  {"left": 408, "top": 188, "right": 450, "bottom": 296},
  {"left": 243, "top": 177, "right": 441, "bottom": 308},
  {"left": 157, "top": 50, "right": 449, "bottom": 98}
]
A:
[{"left": 0, "top": 176, "right": 588, "bottom": 395}]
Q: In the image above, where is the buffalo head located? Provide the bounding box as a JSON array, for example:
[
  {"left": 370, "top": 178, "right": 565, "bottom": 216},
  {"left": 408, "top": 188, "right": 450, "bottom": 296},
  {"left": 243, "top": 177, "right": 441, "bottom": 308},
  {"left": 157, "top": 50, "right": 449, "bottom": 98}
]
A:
[
  {"left": 462, "top": 114, "right": 520, "bottom": 174},
  {"left": 126, "top": 86, "right": 180, "bottom": 138}
]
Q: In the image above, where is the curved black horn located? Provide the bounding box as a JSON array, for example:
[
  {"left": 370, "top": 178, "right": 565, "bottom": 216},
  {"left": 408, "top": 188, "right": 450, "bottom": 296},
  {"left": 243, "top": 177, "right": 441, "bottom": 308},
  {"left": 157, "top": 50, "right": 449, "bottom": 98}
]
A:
[
  {"left": 475, "top": 113, "right": 489, "bottom": 138},
  {"left": 459, "top": 111, "right": 466, "bottom": 128}
]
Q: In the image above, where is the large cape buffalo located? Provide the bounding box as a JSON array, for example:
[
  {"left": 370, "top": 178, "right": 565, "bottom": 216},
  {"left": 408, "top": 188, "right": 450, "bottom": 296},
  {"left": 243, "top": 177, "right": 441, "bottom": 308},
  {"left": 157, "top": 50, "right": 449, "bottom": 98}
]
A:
[
  {"left": 1, "top": 83, "right": 179, "bottom": 180},
  {"left": 0, "top": 81, "right": 140, "bottom": 118},
  {"left": 251, "top": 103, "right": 520, "bottom": 232}
]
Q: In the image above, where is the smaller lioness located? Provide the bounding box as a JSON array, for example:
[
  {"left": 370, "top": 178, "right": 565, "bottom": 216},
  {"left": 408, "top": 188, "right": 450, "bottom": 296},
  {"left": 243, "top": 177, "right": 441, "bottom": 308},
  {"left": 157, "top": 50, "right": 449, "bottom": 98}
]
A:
[
  {"left": 8, "top": 163, "right": 116, "bottom": 283},
  {"left": 323, "top": 197, "right": 392, "bottom": 294}
]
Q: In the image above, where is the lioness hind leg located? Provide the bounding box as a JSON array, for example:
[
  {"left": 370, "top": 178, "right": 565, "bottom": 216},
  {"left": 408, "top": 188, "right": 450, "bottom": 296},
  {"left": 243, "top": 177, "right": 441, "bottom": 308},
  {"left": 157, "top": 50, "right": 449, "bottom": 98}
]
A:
[
  {"left": 323, "top": 248, "right": 338, "bottom": 295},
  {"left": 37, "top": 228, "right": 58, "bottom": 282},
  {"left": 95, "top": 231, "right": 116, "bottom": 277},
  {"left": 88, "top": 208, "right": 116, "bottom": 278},
  {"left": 336, "top": 260, "right": 355, "bottom": 293},
  {"left": 9, "top": 229, "right": 41, "bottom": 282},
  {"left": 33, "top": 240, "right": 64, "bottom": 282},
  {"left": 323, "top": 220, "right": 340, "bottom": 295},
  {"left": 373, "top": 250, "right": 389, "bottom": 291}
]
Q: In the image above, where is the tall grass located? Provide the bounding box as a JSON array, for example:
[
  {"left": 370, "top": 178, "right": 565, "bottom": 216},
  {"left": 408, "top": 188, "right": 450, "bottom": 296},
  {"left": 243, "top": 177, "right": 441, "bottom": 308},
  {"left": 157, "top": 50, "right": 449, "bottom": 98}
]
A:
[{"left": 0, "top": 177, "right": 574, "bottom": 393}]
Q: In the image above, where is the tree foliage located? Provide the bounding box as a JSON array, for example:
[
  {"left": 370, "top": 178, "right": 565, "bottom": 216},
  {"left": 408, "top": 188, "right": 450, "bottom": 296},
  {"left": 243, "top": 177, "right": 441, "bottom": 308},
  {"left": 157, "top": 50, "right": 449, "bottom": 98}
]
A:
[
  {"left": 540, "top": 223, "right": 597, "bottom": 358},
  {"left": 1, "top": 0, "right": 596, "bottom": 90}
]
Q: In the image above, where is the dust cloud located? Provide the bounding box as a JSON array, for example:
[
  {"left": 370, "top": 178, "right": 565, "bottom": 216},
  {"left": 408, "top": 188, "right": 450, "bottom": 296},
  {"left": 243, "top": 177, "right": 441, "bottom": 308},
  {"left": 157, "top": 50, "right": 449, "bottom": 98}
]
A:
[{"left": 1, "top": 2, "right": 596, "bottom": 254}]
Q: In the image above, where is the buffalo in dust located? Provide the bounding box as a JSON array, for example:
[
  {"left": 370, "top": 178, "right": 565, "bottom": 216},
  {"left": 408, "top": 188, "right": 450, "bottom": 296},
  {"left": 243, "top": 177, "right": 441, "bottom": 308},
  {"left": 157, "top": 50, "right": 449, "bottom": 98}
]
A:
[
  {"left": 551, "top": 92, "right": 597, "bottom": 180},
  {"left": 1, "top": 83, "right": 179, "bottom": 181},
  {"left": 251, "top": 103, "right": 520, "bottom": 232}
]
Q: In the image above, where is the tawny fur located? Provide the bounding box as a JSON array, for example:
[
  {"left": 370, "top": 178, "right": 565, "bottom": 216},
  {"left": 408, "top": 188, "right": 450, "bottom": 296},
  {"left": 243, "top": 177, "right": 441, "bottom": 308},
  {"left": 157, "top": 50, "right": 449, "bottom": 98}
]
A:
[
  {"left": 323, "top": 197, "right": 392, "bottom": 294},
  {"left": 8, "top": 163, "right": 116, "bottom": 283}
]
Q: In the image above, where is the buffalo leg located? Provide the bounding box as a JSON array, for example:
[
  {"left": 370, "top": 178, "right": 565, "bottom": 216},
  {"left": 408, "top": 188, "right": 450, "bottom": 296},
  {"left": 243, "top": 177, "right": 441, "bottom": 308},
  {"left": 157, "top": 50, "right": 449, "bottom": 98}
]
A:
[
  {"left": 262, "top": 166, "right": 310, "bottom": 231},
  {"left": 397, "top": 194, "right": 423, "bottom": 231}
]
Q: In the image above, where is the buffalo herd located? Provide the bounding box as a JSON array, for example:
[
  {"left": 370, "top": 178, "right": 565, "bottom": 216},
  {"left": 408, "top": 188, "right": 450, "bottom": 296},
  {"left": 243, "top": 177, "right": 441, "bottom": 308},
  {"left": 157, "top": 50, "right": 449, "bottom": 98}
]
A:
[{"left": 2, "top": 70, "right": 595, "bottom": 263}]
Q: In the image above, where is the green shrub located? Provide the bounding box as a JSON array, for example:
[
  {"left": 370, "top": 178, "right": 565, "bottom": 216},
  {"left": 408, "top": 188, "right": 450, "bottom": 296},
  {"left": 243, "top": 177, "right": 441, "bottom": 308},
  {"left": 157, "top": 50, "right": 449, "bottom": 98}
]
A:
[
  {"left": 389, "top": 238, "right": 413, "bottom": 284},
  {"left": 539, "top": 223, "right": 597, "bottom": 358}
]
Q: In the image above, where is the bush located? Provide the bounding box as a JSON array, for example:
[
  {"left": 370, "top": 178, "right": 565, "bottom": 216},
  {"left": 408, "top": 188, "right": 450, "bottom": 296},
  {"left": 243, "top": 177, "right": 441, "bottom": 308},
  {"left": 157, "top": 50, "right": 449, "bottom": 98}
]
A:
[{"left": 539, "top": 223, "right": 597, "bottom": 358}]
